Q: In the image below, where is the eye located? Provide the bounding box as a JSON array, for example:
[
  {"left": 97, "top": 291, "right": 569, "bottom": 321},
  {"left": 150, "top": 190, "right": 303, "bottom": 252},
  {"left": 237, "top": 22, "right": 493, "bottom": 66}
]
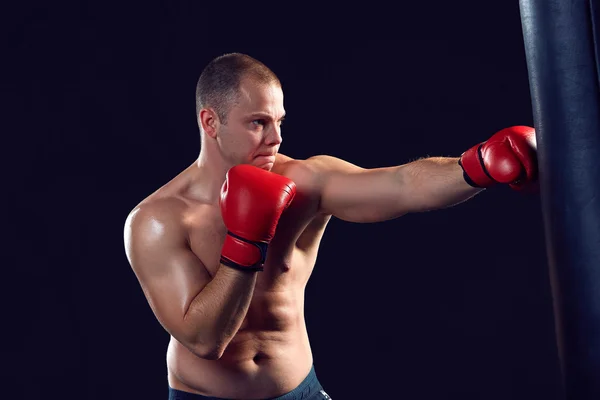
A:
[{"left": 252, "top": 119, "right": 265, "bottom": 127}]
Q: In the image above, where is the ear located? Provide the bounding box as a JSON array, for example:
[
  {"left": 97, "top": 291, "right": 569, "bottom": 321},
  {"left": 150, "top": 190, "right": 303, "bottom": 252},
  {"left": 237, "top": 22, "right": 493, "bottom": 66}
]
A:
[{"left": 199, "top": 108, "right": 218, "bottom": 138}]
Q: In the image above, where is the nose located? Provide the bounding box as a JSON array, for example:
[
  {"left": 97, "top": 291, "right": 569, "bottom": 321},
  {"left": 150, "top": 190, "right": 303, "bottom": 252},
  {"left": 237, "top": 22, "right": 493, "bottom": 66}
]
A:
[{"left": 265, "top": 123, "right": 283, "bottom": 146}]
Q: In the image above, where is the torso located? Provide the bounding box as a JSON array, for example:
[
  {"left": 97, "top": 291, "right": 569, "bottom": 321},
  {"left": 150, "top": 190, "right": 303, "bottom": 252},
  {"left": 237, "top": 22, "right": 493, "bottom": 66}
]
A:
[{"left": 144, "top": 154, "right": 331, "bottom": 398}]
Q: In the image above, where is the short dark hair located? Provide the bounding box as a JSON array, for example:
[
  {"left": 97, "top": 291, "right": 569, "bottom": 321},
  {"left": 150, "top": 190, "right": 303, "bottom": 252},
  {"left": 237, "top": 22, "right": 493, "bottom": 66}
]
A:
[{"left": 195, "top": 53, "right": 281, "bottom": 125}]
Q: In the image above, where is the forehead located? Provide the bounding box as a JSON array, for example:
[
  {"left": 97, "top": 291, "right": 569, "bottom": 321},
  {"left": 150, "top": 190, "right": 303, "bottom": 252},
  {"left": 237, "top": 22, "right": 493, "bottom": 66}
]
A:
[{"left": 235, "top": 78, "right": 284, "bottom": 114}]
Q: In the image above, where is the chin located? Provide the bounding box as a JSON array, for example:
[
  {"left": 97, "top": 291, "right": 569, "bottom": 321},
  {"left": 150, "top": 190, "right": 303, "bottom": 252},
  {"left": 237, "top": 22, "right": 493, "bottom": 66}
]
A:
[
  {"left": 256, "top": 163, "right": 274, "bottom": 171},
  {"left": 251, "top": 155, "right": 276, "bottom": 171}
]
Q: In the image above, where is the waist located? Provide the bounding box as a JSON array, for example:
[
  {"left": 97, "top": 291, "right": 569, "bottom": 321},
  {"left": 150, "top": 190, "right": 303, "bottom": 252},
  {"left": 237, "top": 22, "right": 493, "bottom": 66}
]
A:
[
  {"left": 167, "top": 330, "right": 313, "bottom": 398},
  {"left": 168, "top": 364, "right": 323, "bottom": 400}
]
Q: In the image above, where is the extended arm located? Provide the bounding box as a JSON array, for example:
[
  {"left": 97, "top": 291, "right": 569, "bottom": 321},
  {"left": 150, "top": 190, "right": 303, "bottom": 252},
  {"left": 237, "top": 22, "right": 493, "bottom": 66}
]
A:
[
  {"left": 304, "top": 126, "right": 537, "bottom": 223},
  {"left": 306, "top": 155, "right": 481, "bottom": 223}
]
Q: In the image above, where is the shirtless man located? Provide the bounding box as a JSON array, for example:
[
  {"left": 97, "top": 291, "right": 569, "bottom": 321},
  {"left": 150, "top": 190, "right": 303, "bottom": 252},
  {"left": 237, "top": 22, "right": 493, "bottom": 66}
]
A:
[{"left": 123, "top": 53, "right": 538, "bottom": 399}]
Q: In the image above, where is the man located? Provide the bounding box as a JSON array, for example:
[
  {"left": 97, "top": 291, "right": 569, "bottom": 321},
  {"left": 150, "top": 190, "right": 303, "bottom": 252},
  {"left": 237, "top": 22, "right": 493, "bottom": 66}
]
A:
[{"left": 123, "top": 52, "right": 538, "bottom": 399}]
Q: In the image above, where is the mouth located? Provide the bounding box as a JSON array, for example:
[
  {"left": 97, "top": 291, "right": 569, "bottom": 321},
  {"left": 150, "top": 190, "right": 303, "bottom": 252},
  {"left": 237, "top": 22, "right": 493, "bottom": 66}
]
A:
[
  {"left": 254, "top": 153, "right": 276, "bottom": 160},
  {"left": 253, "top": 154, "right": 276, "bottom": 169}
]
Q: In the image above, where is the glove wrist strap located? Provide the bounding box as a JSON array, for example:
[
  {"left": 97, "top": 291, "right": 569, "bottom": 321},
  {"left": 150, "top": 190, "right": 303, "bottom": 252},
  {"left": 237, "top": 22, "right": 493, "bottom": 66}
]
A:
[
  {"left": 220, "top": 231, "right": 267, "bottom": 272},
  {"left": 459, "top": 144, "right": 496, "bottom": 188}
]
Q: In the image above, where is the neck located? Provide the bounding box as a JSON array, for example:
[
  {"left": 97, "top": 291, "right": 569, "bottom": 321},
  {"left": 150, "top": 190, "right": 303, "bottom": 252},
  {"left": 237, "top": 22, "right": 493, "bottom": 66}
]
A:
[{"left": 191, "top": 140, "right": 232, "bottom": 204}]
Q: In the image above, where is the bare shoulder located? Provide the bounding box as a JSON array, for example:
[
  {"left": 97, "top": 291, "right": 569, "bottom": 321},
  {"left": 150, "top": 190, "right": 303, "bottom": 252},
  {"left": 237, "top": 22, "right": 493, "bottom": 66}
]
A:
[
  {"left": 274, "top": 153, "right": 319, "bottom": 188},
  {"left": 124, "top": 197, "right": 188, "bottom": 238},
  {"left": 304, "top": 154, "right": 364, "bottom": 173},
  {"left": 275, "top": 153, "right": 364, "bottom": 184},
  {"left": 123, "top": 196, "right": 190, "bottom": 273}
]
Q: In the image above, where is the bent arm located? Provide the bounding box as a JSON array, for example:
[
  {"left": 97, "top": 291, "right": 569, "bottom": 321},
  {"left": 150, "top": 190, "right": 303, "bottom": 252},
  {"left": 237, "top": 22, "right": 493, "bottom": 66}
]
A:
[
  {"left": 124, "top": 203, "right": 257, "bottom": 360},
  {"left": 182, "top": 263, "right": 257, "bottom": 359},
  {"left": 306, "top": 155, "right": 483, "bottom": 223}
]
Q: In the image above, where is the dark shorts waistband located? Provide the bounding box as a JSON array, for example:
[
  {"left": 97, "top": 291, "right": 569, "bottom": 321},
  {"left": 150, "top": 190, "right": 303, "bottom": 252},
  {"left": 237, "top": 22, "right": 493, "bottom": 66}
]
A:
[{"left": 168, "top": 365, "right": 328, "bottom": 400}]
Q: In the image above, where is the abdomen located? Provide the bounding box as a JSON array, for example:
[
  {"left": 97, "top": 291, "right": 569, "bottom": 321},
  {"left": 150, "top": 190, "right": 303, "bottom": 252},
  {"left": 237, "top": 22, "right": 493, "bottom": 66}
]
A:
[{"left": 166, "top": 289, "right": 313, "bottom": 398}]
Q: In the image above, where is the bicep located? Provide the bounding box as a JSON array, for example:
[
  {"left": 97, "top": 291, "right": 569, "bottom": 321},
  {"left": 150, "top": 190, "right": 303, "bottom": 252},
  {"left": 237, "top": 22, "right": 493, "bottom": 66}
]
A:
[{"left": 124, "top": 207, "right": 211, "bottom": 345}]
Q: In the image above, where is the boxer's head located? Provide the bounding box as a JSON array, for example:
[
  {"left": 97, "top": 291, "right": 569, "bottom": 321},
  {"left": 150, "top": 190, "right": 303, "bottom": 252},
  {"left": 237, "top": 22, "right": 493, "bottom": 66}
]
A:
[{"left": 196, "top": 53, "right": 285, "bottom": 171}]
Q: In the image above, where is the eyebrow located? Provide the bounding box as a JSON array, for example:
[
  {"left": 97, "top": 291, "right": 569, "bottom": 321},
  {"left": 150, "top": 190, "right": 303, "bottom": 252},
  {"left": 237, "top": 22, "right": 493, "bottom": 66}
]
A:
[{"left": 247, "top": 112, "right": 286, "bottom": 121}]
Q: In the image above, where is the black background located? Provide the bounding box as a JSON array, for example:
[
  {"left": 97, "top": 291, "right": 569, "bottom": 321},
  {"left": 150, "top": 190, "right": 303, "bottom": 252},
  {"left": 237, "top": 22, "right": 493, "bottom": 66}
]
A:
[{"left": 6, "top": 1, "right": 563, "bottom": 399}]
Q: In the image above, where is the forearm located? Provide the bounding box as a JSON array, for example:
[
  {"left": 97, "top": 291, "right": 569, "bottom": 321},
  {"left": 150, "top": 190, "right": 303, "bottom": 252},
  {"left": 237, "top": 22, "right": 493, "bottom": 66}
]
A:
[
  {"left": 397, "top": 157, "right": 483, "bottom": 213},
  {"left": 183, "top": 265, "right": 257, "bottom": 359}
]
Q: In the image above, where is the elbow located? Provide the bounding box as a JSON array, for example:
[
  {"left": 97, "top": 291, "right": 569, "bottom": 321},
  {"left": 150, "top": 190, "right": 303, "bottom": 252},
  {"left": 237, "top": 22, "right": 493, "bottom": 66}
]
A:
[
  {"left": 195, "top": 345, "right": 224, "bottom": 360},
  {"left": 190, "top": 339, "right": 226, "bottom": 360}
]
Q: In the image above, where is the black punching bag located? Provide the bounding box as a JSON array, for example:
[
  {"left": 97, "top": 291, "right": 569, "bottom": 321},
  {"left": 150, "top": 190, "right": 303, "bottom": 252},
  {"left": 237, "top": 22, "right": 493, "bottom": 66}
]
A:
[{"left": 519, "top": 1, "right": 600, "bottom": 398}]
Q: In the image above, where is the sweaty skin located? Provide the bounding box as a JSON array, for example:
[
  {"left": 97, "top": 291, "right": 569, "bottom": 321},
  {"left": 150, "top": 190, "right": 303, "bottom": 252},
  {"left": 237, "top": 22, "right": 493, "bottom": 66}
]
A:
[
  {"left": 124, "top": 74, "right": 487, "bottom": 398},
  {"left": 126, "top": 154, "right": 333, "bottom": 398},
  {"left": 125, "top": 153, "right": 476, "bottom": 398}
]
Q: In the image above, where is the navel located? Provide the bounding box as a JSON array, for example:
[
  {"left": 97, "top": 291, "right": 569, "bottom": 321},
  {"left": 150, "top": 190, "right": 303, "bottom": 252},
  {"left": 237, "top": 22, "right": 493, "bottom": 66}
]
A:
[{"left": 253, "top": 352, "right": 265, "bottom": 364}]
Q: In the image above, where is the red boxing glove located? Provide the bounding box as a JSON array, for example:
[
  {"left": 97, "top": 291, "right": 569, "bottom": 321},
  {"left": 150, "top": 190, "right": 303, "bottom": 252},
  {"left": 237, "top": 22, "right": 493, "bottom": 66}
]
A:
[
  {"left": 219, "top": 165, "right": 296, "bottom": 272},
  {"left": 459, "top": 126, "right": 538, "bottom": 191}
]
